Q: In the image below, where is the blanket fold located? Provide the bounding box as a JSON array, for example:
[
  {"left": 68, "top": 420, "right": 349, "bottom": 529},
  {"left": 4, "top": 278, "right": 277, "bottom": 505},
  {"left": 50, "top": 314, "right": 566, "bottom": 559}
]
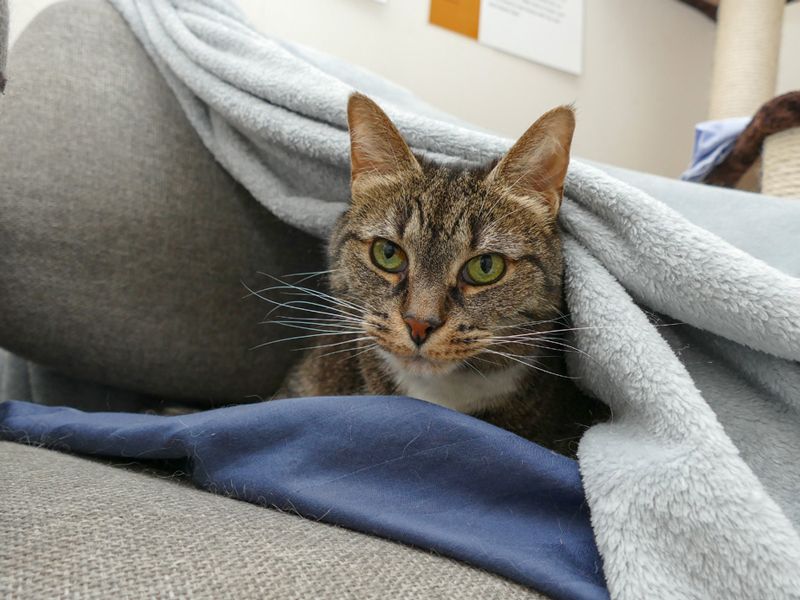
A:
[{"left": 4, "top": 1, "right": 800, "bottom": 598}]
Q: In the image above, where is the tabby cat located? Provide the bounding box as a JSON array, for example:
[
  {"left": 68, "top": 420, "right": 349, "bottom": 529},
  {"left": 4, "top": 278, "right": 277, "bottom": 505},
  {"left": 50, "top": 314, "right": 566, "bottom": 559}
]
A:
[{"left": 278, "top": 94, "right": 607, "bottom": 457}]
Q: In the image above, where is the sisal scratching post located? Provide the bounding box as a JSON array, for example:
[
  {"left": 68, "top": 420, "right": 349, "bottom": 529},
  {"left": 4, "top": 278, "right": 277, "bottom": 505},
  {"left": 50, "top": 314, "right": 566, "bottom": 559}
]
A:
[
  {"left": 708, "top": 0, "right": 784, "bottom": 120},
  {"left": 708, "top": 0, "right": 799, "bottom": 197},
  {"left": 762, "top": 128, "right": 800, "bottom": 197}
]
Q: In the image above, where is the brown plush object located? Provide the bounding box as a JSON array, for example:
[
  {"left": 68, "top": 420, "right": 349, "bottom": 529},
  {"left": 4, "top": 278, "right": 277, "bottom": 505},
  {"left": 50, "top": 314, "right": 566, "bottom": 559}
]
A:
[
  {"left": 704, "top": 91, "right": 800, "bottom": 187},
  {"left": 675, "top": 0, "right": 796, "bottom": 20},
  {"left": 677, "top": 0, "right": 718, "bottom": 19}
]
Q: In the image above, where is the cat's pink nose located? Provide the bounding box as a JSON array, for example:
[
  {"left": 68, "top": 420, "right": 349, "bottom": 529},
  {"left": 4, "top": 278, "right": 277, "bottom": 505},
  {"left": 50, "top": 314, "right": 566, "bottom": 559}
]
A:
[{"left": 403, "top": 315, "right": 440, "bottom": 346}]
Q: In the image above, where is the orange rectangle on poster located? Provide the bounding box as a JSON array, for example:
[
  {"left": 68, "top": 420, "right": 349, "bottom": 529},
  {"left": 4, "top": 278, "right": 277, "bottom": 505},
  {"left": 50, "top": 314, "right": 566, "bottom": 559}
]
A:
[{"left": 429, "top": 0, "right": 480, "bottom": 40}]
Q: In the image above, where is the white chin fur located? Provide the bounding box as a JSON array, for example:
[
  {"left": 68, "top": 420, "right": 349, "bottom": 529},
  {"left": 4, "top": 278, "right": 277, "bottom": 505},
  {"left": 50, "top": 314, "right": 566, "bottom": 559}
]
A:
[{"left": 378, "top": 350, "right": 524, "bottom": 414}]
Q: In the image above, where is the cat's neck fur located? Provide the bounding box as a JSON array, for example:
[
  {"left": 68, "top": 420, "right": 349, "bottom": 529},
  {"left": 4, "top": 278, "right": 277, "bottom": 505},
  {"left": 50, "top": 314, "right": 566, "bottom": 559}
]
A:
[{"left": 379, "top": 351, "right": 526, "bottom": 413}]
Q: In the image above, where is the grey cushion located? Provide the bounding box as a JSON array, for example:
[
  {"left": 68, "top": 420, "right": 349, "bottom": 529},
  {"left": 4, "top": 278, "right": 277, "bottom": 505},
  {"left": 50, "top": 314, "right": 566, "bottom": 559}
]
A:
[
  {"left": 0, "top": 442, "right": 544, "bottom": 599},
  {"left": 0, "top": 0, "right": 325, "bottom": 403},
  {"left": 0, "top": 348, "right": 163, "bottom": 411}
]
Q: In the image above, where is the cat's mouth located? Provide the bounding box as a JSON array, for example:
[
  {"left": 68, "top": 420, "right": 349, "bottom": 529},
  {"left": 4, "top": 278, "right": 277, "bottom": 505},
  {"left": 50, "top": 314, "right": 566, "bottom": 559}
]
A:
[
  {"left": 366, "top": 319, "right": 485, "bottom": 376},
  {"left": 379, "top": 350, "right": 461, "bottom": 376}
]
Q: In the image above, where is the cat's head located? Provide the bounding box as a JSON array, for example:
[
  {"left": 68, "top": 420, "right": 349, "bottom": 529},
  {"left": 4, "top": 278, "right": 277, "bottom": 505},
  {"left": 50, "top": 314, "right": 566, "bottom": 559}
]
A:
[{"left": 328, "top": 93, "right": 574, "bottom": 376}]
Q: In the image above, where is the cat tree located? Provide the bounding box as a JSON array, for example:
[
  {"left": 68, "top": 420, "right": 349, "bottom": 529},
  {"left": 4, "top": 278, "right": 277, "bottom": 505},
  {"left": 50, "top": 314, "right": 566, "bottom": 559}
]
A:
[{"left": 704, "top": 0, "right": 799, "bottom": 196}]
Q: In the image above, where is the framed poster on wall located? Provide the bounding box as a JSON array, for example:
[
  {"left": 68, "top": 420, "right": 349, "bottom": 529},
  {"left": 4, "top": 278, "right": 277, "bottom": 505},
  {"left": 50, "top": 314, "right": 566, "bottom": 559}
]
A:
[{"left": 430, "top": 0, "right": 584, "bottom": 75}]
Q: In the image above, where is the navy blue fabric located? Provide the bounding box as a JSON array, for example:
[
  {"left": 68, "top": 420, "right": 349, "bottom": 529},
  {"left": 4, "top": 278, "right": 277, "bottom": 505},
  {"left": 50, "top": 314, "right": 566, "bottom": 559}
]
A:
[{"left": 0, "top": 397, "right": 607, "bottom": 600}]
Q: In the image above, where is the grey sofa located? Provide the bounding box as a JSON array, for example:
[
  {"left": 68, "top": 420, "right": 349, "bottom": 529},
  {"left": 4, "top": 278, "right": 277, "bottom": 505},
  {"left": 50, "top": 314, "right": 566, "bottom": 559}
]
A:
[{"left": 2, "top": 1, "right": 795, "bottom": 598}]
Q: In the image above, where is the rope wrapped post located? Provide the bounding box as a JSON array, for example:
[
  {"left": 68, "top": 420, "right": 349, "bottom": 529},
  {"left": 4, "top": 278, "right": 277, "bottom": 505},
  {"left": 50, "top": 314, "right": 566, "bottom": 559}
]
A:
[
  {"left": 708, "top": 0, "right": 785, "bottom": 120},
  {"left": 762, "top": 128, "right": 800, "bottom": 197},
  {"left": 708, "top": 0, "right": 799, "bottom": 197}
]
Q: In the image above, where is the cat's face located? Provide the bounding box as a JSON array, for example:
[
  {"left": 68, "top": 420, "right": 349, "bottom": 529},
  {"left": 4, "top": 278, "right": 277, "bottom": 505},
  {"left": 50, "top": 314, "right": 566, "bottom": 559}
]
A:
[{"left": 328, "top": 94, "right": 574, "bottom": 376}]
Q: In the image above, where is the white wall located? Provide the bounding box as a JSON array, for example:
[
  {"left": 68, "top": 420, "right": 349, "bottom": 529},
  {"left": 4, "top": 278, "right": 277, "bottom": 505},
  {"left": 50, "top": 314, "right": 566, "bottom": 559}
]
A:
[{"left": 8, "top": 0, "right": 800, "bottom": 177}]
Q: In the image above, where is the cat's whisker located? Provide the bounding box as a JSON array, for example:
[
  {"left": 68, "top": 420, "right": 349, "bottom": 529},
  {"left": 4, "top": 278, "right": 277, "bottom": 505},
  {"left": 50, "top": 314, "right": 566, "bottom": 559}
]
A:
[
  {"left": 482, "top": 349, "right": 578, "bottom": 380},
  {"left": 345, "top": 343, "right": 380, "bottom": 361},
  {"left": 494, "top": 320, "right": 684, "bottom": 337},
  {"left": 483, "top": 349, "right": 566, "bottom": 377},
  {"left": 279, "top": 268, "right": 338, "bottom": 285},
  {"left": 264, "top": 321, "right": 364, "bottom": 335},
  {"left": 491, "top": 314, "right": 572, "bottom": 331},
  {"left": 266, "top": 319, "right": 361, "bottom": 330},
  {"left": 267, "top": 287, "right": 367, "bottom": 316},
  {"left": 280, "top": 268, "right": 338, "bottom": 277},
  {"left": 488, "top": 334, "right": 596, "bottom": 361},
  {"left": 269, "top": 320, "right": 364, "bottom": 334},
  {"left": 277, "top": 315, "right": 361, "bottom": 324},
  {"left": 257, "top": 272, "right": 368, "bottom": 314},
  {"left": 487, "top": 338, "right": 588, "bottom": 356},
  {"left": 491, "top": 324, "right": 606, "bottom": 337},
  {"left": 462, "top": 359, "right": 487, "bottom": 380},
  {"left": 312, "top": 342, "right": 379, "bottom": 361},
  {"left": 274, "top": 294, "right": 372, "bottom": 322},
  {"left": 527, "top": 342, "right": 593, "bottom": 360},
  {"left": 254, "top": 286, "right": 364, "bottom": 317},
  {"left": 264, "top": 305, "right": 362, "bottom": 323},
  {"left": 515, "top": 334, "right": 584, "bottom": 347},
  {"left": 244, "top": 281, "right": 360, "bottom": 321},
  {"left": 253, "top": 286, "right": 366, "bottom": 320},
  {"left": 251, "top": 331, "right": 367, "bottom": 351},
  {"left": 262, "top": 301, "right": 363, "bottom": 324},
  {"left": 488, "top": 333, "right": 590, "bottom": 352},
  {"left": 258, "top": 295, "right": 364, "bottom": 322},
  {"left": 295, "top": 336, "right": 375, "bottom": 352},
  {"left": 469, "top": 354, "right": 508, "bottom": 370}
]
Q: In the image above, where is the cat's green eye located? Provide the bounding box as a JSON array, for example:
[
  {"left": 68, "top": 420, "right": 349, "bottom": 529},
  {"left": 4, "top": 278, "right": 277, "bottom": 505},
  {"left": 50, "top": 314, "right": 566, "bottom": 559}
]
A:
[
  {"left": 462, "top": 253, "right": 506, "bottom": 286},
  {"left": 371, "top": 238, "right": 408, "bottom": 273}
]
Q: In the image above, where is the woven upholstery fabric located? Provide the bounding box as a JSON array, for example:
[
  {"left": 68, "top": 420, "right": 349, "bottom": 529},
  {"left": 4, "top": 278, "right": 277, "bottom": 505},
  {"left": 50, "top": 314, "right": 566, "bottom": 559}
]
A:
[
  {"left": 0, "top": 442, "right": 546, "bottom": 599},
  {"left": 0, "top": 0, "right": 325, "bottom": 403}
]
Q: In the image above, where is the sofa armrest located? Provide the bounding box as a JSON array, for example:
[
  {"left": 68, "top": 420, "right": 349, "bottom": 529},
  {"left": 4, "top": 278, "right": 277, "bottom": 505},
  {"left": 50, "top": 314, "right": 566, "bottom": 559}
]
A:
[{"left": 0, "top": 0, "right": 325, "bottom": 403}]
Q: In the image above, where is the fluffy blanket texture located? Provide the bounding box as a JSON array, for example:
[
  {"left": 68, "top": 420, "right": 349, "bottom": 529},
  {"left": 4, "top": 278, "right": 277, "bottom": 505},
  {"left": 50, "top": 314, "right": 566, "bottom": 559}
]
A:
[{"left": 5, "top": 1, "right": 800, "bottom": 598}]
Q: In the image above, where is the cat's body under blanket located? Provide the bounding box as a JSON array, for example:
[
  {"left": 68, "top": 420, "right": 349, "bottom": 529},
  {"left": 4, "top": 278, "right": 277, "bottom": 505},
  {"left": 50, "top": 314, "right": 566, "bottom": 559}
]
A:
[{"left": 277, "top": 94, "right": 608, "bottom": 456}]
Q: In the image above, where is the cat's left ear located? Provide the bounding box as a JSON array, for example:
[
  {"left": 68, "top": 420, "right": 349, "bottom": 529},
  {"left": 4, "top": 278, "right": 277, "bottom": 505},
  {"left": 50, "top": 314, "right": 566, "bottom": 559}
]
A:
[
  {"left": 486, "top": 106, "right": 575, "bottom": 215},
  {"left": 347, "top": 93, "right": 421, "bottom": 191}
]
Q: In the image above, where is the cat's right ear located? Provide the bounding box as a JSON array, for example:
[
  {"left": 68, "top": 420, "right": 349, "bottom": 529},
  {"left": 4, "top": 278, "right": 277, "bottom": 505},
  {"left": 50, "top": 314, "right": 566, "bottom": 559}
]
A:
[
  {"left": 347, "top": 93, "right": 421, "bottom": 191},
  {"left": 485, "top": 105, "right": 575, "bottom": 216}
]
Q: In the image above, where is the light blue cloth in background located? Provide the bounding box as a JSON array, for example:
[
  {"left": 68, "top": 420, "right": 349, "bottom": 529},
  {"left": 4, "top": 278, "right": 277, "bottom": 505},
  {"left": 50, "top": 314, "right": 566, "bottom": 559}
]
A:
[{"left": 680, "top": 117, "right": 750, "bottom": 181}]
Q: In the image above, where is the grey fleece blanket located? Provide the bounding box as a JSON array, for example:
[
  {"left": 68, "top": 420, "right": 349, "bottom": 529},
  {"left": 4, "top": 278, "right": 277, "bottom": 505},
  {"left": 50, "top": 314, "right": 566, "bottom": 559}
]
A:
[{"left": 37, "top": 0, "right": 800, "bottom": 597}]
